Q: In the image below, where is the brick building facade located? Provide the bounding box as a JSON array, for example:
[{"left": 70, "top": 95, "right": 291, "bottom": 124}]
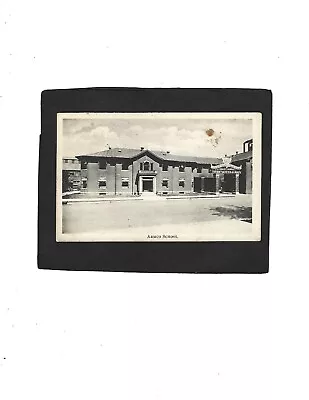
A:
[{"left": 64, "top": 139, "right": 253, "bottom": 196}]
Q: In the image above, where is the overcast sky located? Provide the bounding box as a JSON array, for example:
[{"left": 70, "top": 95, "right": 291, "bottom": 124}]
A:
[{"left": 62, "top": 117, "right": 253, "bottom": 158}]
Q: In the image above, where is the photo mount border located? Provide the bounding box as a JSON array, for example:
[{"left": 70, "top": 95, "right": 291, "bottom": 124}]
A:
[{"left": 39, "top": 88, "right": 272, "bottom": 273}]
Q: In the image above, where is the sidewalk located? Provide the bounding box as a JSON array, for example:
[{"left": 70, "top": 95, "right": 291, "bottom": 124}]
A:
[{"left": 62, "top": 193, "right": 239, "bottom": 203}]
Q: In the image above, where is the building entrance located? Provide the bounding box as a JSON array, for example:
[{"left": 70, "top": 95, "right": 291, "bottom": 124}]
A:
[
  {"left": 142, "top": 178, "right": 154, "bottom": 192},
  {"left": 222, "top": 174, "right": 236, "bottom": 193}
]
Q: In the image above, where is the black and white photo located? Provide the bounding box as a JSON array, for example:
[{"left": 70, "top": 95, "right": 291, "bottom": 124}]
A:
[{"left": 57, "top": 112, "right": 261, "bottom": 242}]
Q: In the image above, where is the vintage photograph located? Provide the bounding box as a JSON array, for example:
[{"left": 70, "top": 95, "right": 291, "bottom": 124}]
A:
[{"left": 56, "top": 112, "right": 261, "bottom": 242}]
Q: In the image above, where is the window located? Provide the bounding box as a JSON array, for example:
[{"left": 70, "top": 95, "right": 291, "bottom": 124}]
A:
[
  {"left": 81, "top": 161, "right": 87, "bottom": 169},
  {"left": 140, "top": 163, "right": 143, "bottom": 171},
  {"left": 122, "top": 178, "right": 129, "bottom": 187},
  {"left": 99, "top": 160, "right": 107, "bottom": 169},
  {"left": 144, "top": 161, "right": 150, "bottom": 171},
  {"left": 82, "top": 179, "right": 87, "bottom": 189},
  {"left": 99, "top": 179, "right": 106, "bottom": 188},
  {"left": 197, "top": 166, "right": 202, "bottom": 173},
  {"left": 150, "top": 163, "right": 153, "bottom": 171},
  {"left": 162, "top": 164, "right": 168, "bottom": 171},
  {"left": 179, "top": 165, "right": 185, "bottom": 172},
  {"left": 122, "top": 162, "right": 129, "bottom": 170},
  {"left": 162, "top": 179, "right": 168, "bottom": 188},
  {"left": 64, "top": 159, "right": 68, "bottom": 163},
  {"left": 179, "top": 179, "right": 185, "bottom": 187}
]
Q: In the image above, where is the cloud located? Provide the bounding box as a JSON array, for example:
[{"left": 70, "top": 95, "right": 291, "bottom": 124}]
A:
[{"left": 62, "top": 118, "right": 252, "bottom": 157}]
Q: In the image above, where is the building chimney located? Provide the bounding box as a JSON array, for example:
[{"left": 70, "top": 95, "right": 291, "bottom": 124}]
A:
[{"left": 140, "top": 147, "right": 144, "bottom": 150}]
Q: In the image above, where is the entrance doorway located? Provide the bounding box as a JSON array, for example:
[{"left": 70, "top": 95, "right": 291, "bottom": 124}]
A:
[
  {"left": 142, "top": 178, "right": 153, "bottom": 192},
  {"left": 222, "top": 174, "right": 236, "bottom": 193},
  {"left": 193, "top": 177, "right": 201, "bottom": 192}
]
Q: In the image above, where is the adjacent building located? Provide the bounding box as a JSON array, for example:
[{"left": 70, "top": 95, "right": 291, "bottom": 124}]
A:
[
  {"left": 63, "top": 139, "right": 253, "bottom": 196},
  {"left": 62, "top": 157, "right": 81, "bottom": 193}
]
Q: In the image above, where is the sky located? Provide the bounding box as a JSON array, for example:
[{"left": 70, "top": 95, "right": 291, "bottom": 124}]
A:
[{"left": 62, "top": 117, "right": 253, "bottom": 158}]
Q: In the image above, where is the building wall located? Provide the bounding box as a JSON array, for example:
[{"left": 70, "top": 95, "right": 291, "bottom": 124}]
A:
[
  {"left": 232, "top": 158, "right": 252, "bottom": 194},
  {"left": 77, "top": 156, "right": 233, "bottom": 195},
  {"left": 62, "top": 158, "right": 81, "bottom": 171},
  {"left": 62, "top": 158, "right": 81, "bottom": 192},
  {"left": 245, "top": 159, "right": 253, "bottom": 194}
]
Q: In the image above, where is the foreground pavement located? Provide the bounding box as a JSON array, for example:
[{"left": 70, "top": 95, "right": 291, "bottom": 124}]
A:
[{"left": 61, "top": 195, "right": 256, "bottom": 241}]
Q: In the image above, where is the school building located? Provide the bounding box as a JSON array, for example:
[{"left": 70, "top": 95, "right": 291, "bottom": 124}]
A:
[{"left": 62, "top": 139, "right": 253, "bottom": 196}]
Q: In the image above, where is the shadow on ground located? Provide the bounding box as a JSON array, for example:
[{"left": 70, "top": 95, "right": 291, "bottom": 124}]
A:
[{"left": 210, "top": 206, "right": 252, "bottom": 223}]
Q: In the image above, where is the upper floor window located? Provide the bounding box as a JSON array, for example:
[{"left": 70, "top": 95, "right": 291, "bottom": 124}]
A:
[
  {"left": 99, "top": 160, "right": 107, "bottom": 169},
  {"left": 179, "top": 165, "right": 185, "bottom": 172},
  {"left": 197, "top": 166, "right": 202, "bottom": 173},
  {"left": 122, "top": 162, "right": 129, "bottom": 170},
  {"left": 150, "top": 163, "right": 153, "bottom": 171},
  {"left": 81, "top": 161, "right": 88, "bottom": 169},
  {"left": 162, "top": 164, "right": 168, "bottom": 171},
  {"left": 179, "top": 179, "right": 185, "bottom": 187},
  {"left": 144, "top": 161, "right": 150, "bottom": 171}
]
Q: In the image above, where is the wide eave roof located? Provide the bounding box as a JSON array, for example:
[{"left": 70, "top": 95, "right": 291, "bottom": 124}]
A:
[{"left": 77, "top": 148, "right": 221, "bottom": 164}]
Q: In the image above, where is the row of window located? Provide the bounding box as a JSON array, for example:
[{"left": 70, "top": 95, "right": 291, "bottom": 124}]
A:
[
  {"left": 98, "top": 178, "right": 129, "bottom": 188},
  {"left": 81, "top": 178, "right": 188, "bottom": 189},
  {"left": 63, "top": 159, "right": 79, "bottom": 164},
  {"left": 81, "top": 160, "right": 205, "bottom": 173},
  {"left": 162, "top": 179, "right": 186, "bottom": 188}
]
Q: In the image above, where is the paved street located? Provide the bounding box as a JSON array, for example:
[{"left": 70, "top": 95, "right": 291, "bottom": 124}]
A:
[{"left": 62, "top": 194, "right": 255, "bottom": 241}]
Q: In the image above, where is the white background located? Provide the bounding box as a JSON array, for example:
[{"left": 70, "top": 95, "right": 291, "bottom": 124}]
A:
[{"left": 1, "top": 1, "right": 308, "bottom": 399}]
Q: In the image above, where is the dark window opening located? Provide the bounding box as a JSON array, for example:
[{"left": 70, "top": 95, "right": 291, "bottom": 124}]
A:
[
  {"left": 81, "top": 161, "right": 87, "bottom": 169},
  {"left": 162, "top": 179, "right": 168, "bottom": 188},
  {"left": 179, "top": 180, "right": 185, "bottom": 187},
  {"left": 122, "top": 180, "right": 129, "bottom": 187},
  {"left": 163, "top": 164, "right": 168, "bottom": 171},
  {"left": 179, "top": 165, "right": 185, "bottom": 172},
  {"left": 144, "top": 161, "right": 150, "bottom": 171},
  {"left": 150, "top": 163, "right": 153, "bottom": 171},
  {"left": 99, "top": 180, "right": 106, "bottom": 188},
  {"left": 122, "top": 162, "right": 129, "bottom": 170},
  {"left": 82, "top": 180, "right": 87, "bottom": 189},
  {"left": 140, "top": 162, "right": 143, "bottom": 171},
  {"left": 99, "top": 160, "right": 106, "bottom": 169},
  {"left": 197, "top": 167, "right": 202, "bottom": 173}
]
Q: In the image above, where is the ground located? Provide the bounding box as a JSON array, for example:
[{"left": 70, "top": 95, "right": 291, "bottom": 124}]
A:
[{"left": 61, "top": 194, "right": 255, "bottom": 241}]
